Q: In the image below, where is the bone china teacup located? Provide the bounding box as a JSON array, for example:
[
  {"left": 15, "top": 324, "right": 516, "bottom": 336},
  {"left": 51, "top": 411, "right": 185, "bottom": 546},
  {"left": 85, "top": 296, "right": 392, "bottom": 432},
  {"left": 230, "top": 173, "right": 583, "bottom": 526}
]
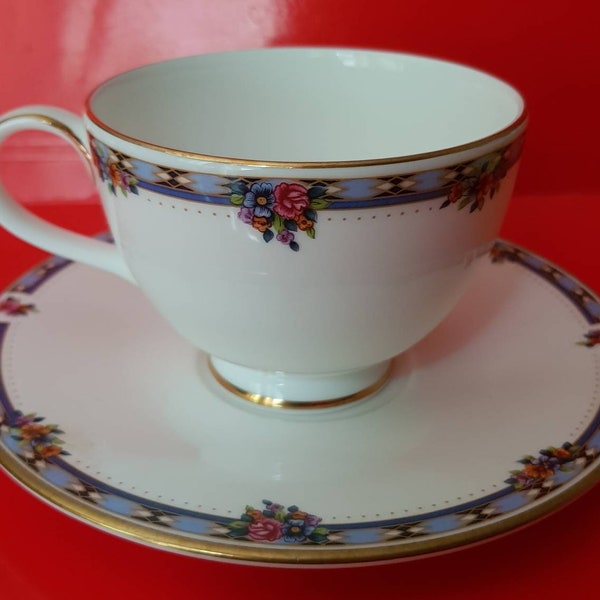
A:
[{"left": 0, "top": 48, "right": 526, "bottom": 408}]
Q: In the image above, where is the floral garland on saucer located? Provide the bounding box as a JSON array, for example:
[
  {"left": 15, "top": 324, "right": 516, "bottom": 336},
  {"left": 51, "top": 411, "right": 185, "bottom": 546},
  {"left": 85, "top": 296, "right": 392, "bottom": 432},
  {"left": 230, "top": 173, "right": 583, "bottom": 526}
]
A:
[{"left": 223, "top": 499, "right": 331, "bottom": 544}]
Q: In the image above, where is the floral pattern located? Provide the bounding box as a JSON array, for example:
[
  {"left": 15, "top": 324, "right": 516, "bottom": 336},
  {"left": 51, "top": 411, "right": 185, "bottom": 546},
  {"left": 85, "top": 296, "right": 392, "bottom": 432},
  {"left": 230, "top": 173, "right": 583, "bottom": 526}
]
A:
[
  {"left": 229, "top": 181, "right": 330, "bottom": 251},
  {"left": 440, "top": 139, "right": 523, "bottom": 213},
  {"left": 0, "top": 296, "right": 36, "bottom": 316},
  {"left": 223, "top": 500, "right": 330, "bottom": 544},
  {"left": 489, "top": 244, "right": 508, "bottom": 263},
  {"left": 578, "top": 329, "right": 600, "bottom": 347},
  {"left": 3, "top": 411, "right": 69, "bottom": 461},
  {"left": 506, "top": 443, "right": 588, "bottom": 491},
  {"left": 90, "top": 139, "right": 139, "bottom": 197}
]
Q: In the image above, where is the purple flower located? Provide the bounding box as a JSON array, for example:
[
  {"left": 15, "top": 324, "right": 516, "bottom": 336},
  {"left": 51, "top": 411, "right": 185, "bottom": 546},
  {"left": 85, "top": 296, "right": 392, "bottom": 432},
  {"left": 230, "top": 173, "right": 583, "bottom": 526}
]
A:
[
  {"left": 91, "top": 140, "right": 110, "bottom": 181},
  {"left": 304, "top": 513, "right": 321, "bottom": 528},
  {"left": 276, "top": 230, "right": 295, "bottom": 245},
  {"left": 14, "top": 413, "right": 35, "bottom": 427},
  {"left": 238, "top": 207, "right": 254, "bottom": 224},
  {"left": 263, "top": 500, "right": 284, "bottom": 512},
  {"left": 243, "top": 182, "right": 274, "bottom": 218},
  {"left": 261, "top": 500, "right": 285, "bottom": 518},
  {"left": 535, "top": 454, "right": 560, "bottom": 470}
]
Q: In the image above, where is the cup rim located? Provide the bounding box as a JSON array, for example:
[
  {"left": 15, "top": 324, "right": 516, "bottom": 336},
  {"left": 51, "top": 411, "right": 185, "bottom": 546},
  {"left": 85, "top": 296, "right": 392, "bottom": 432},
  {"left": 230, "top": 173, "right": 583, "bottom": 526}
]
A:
[{"left": 85, "top": 47, "right": 528, "bottom": 169}]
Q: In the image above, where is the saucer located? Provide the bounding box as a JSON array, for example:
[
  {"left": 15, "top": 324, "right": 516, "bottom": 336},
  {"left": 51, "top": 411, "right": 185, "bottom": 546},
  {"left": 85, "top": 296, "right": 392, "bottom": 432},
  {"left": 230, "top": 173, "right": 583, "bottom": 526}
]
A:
[{"left": 0, "top": 240, "right": 599, "bottom": 567}]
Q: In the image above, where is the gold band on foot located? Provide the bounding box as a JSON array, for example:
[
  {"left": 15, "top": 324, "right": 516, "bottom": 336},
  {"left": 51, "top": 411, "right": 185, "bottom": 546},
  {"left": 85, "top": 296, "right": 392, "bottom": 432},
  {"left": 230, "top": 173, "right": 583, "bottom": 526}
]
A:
[{"left": 208, "top": 359, "right": 392, "bottom": 410}]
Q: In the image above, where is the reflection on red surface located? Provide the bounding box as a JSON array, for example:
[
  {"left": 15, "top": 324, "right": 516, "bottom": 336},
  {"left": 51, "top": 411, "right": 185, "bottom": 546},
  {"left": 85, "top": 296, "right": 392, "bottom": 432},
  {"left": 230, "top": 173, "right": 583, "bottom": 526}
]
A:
[{"left": 1, "top": 0, "right": 290, "bottom": 109}]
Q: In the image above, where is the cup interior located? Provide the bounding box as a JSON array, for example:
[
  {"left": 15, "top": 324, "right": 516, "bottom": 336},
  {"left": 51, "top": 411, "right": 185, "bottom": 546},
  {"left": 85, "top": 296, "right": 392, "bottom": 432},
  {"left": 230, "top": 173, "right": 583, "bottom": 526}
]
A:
[{"left": 87, "top": 48, "right": 525, "bottom": 163}]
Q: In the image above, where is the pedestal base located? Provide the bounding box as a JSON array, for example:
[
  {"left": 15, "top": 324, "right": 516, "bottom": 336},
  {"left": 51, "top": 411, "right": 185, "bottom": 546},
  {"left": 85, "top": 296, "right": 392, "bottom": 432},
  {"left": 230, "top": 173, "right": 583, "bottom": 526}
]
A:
[{"left": 208, "top": 357, "right": 393, "bottom": 409}]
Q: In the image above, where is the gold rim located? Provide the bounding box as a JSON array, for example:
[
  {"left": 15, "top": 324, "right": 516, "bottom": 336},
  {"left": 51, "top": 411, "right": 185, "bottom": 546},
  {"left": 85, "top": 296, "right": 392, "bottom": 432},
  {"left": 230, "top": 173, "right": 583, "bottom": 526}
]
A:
[
  {"left": 1, "top": 441, "right": 599, "bottom": 565},
  {"left": 86, "top": 109, "right": 527, "bottom": 169},
  {"left": 0, "top": 113, "right": 92, "bottom": 165},
  {"left": 207, "top": 359, "right": 392, "bottom": 410}
]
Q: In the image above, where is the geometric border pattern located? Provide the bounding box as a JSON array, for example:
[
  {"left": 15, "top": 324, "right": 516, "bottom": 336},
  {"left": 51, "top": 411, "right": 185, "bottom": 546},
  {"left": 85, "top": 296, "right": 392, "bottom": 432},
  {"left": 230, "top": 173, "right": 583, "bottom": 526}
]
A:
[{"left": 89, "top": 136, "right": 524, "bottom": 208}]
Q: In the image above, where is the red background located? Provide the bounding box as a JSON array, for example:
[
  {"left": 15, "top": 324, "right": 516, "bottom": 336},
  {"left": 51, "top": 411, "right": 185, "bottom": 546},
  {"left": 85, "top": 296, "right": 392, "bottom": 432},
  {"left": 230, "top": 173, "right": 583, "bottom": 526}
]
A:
[{"left": 0, "top": 1, "right": 599, "bottom": 598}]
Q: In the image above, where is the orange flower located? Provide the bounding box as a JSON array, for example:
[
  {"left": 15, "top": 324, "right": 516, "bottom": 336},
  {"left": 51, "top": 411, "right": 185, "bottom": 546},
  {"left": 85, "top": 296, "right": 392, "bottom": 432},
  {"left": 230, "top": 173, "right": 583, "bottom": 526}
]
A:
[
  {"left": 19, "top": 423, "right": 52, "bottom": 440},
  {"left": 523, "top": 463, "right": 554, "bottom": 480},
  {"left": 475, "top": 172, "right": 494, "bottom": 208},
  {"left": 37, "top": 445, "right": 62, "bottom": 458},
  {"left": 295, "top": 215, "right": 314, "bottom": 231},
  {"left": 109, "top": 162, "right": 121, "bottom": 187},
  {"left": 489, "top": 246, "right": 504, "bottom": 263},
  {"left": 289, "top": 510, "right": 308, "bottom": 520},
  {"left": 245, "top": 509, "right": 265, "bottom": 522},
  {"left": 551, "top": 448, "right": 571, "bottom": 459},
  {"left": 448, "top": 182, "right": 464, "bottom": 203},
  {"left": 251, "top": 216, "right": 270, "bottom": 233}
]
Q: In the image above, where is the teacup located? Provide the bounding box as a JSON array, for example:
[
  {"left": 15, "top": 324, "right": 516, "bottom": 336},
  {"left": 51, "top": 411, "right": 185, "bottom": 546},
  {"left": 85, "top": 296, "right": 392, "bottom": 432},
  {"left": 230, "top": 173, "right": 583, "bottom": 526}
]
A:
[{"left": 0, "top": 48, "right": 526, "bottom": 408}]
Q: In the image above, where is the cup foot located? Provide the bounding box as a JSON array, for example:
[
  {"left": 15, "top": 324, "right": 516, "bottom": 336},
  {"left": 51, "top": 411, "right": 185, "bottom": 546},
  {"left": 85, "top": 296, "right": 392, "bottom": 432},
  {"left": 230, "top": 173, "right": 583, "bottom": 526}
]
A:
[{"left": 208, "top": 357, "right": 392, "bottom": 409}]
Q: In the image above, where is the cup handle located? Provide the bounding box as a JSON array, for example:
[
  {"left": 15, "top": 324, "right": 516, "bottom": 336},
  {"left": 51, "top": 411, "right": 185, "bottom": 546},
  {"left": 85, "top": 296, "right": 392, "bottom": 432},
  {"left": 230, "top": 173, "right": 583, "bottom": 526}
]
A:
[{"left": 0, "top": 106, "right": 134, "bottom": 282}]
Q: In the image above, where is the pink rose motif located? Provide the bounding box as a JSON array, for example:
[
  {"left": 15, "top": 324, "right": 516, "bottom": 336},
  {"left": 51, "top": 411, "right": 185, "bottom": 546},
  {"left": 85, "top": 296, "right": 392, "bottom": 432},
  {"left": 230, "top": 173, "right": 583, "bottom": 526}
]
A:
[
  {"left": 247, "top": 517, "right": 283, "bottom": 543},
  {"left": 273, "top": 182, "right": 310, "bottom": 220},
  {"left": 0, "top": 297, "right": 21, "bottom": 314},
  {"left": 0, "top": 296, "right": 35, "bottom": 316}
]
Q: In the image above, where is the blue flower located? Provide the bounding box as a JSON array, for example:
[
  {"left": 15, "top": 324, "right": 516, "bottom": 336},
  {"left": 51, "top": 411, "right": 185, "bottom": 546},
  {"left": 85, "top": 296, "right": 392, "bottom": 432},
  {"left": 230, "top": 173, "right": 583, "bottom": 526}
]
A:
[
  {"left": 282, "top": 519, "right": 315, "bottom": 543},
  {"left": 243, "top": 182, "right": 274, "bottom": 218}
]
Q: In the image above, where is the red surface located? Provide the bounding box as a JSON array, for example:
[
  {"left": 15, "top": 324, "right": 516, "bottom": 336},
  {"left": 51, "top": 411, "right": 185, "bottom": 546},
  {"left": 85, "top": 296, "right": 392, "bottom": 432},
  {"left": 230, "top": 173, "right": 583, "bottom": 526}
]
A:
[{"left": 0, "top": 1, "right": 599, "bottom": 598}]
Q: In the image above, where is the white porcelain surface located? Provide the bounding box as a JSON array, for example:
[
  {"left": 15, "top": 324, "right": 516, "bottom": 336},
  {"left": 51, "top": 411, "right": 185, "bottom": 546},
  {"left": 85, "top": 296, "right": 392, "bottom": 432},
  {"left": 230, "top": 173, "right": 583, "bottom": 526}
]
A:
[{"left": 0, "top": 240, "right": 598, "bottom": 566}]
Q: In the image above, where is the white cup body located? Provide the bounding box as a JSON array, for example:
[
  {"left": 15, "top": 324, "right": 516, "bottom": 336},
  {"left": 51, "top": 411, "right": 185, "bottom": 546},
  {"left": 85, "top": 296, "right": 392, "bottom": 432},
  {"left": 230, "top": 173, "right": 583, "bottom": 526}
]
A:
[{"left": 81, "top": 48, "right": 526, "bottom": 394}]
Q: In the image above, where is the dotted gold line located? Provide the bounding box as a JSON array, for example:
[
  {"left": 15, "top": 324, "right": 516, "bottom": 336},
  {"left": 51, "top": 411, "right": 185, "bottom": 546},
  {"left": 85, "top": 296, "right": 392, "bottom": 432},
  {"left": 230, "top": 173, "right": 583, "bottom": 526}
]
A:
[{"left": 141, "top": 195, "right": 438, "bottom": 221}]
